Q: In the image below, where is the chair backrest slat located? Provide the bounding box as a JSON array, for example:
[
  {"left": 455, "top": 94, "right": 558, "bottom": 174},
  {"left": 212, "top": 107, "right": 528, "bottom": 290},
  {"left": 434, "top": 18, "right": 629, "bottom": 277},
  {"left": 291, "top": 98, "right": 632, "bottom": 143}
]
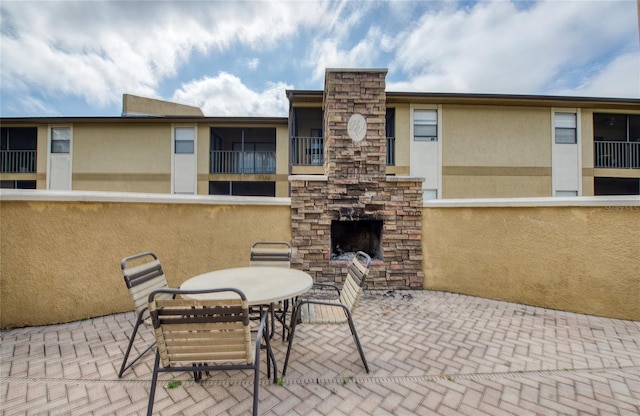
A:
[
  {"left": 149, "top": 289, "right": 253, "bottom": 368},
  {"left": 121, "top": 253, "right": 169, "bottom": 316},
  {"left": 250, "top": 241, "right": 291, "bottom": 268},
  {"left": 340, "top": 251, "right": 371, "bottom": 312}
]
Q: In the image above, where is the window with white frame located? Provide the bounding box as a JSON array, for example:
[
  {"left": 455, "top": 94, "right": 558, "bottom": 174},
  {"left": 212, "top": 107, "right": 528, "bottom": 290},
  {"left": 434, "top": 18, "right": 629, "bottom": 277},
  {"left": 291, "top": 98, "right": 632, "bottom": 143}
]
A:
[
  {"left": 174, "top": 127, "right": 195, "bottom": 153},
  {"left": 51, "top": 127, "right": 71, "bottom": 153},
  {"left": 413, "top": 109, "right": 438, "bottom": 141},
  {"left": 554, "top": 112, "right": 577, "bottom": 144}
]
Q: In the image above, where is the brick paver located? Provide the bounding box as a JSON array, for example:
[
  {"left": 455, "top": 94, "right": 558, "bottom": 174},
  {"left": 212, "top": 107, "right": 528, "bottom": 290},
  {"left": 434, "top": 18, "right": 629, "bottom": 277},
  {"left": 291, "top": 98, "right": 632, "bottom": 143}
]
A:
[{"left": 1, "top": 290, "right": 639, "bottom": 415}]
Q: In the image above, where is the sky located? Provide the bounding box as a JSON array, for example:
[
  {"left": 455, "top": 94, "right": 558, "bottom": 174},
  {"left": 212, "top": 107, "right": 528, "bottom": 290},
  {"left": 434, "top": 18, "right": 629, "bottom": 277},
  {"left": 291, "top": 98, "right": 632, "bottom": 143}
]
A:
[{"left": 1, "top": 0, "right": 639, "bottom": 118}]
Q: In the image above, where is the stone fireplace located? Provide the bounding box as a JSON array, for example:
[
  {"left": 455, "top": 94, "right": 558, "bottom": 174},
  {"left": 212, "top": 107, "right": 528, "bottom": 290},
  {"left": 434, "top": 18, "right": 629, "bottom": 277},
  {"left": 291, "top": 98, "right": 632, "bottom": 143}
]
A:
[
  {"left": 289, "top": 69, "right": 424, "bottom": 288},
  {"left": 331, "top": 219, "right": 383, "bottom": 261}
]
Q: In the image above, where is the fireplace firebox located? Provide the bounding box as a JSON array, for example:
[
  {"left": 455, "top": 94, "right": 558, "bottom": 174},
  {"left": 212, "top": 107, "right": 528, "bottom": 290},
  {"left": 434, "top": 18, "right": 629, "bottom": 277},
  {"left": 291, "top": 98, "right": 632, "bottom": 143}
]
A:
[{"left": 330, "top": 220, "right": 383, "bottom": 261}]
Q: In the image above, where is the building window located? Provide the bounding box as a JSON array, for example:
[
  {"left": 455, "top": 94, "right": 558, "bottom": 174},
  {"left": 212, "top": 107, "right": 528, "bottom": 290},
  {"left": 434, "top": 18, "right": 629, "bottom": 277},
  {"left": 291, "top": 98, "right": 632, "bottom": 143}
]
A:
[
  {"left": 554, "top": 112, "right": 577, "bottom": 144},
  {"left": 0, "top": 180, "right": 36, "bottom": 189},
  {"left": 174, "top": 127, "right": 195, "bottom": 154},
  {"left": 1, "top": 127, "right": 37, "bottom": 173},
  {"left": 51, "top": 127, "right": 71, "bottom": 153},
  {"left": 594, "top": 177, "right": 640, "bottom": 196},
  {"left": 209, "top": 181, "right": 275, "bottom": 197},
  {"left": 423, "top": 189, "right": 438, "bottom": 200},
  {"left": 414, "top": 109, "right": 438, "bottom": 141},
  {"left": 555, "top": 190, "right": 578, "bottom": 197},
  {"left": 593, "top": 113, "right": 640, "bottom": 169}
]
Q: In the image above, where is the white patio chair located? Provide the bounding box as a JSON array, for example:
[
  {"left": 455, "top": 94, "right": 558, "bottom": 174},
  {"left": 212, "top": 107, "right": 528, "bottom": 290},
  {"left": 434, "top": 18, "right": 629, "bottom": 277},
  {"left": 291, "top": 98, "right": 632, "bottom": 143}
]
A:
[
  {"left": 118, "top": 252, "right": 170, "bottom": 378},
  {"left": 146, "top": 287, "right": 275, "bottom": 416},
  {"left": 282, "top": 251, "right": 371, "bottom": 376}
]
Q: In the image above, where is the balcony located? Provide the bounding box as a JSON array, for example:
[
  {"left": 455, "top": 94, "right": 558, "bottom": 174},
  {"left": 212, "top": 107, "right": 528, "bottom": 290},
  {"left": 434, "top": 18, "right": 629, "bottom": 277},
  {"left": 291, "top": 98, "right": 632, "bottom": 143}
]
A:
[
  {"left": 291, "top": 136, "right": 396, "bottom": 166},
  {"left": 210, "top": 150, "right": 276, "bottom": 174},
  {"left": 594, "top": 141, "right": 640, "bottom": 169},
  {"left": 0, "top": 150, "right": 36, "bottom": 173},
  {"left": 291, "top": 136, "right": 324, "bottom": 166}
]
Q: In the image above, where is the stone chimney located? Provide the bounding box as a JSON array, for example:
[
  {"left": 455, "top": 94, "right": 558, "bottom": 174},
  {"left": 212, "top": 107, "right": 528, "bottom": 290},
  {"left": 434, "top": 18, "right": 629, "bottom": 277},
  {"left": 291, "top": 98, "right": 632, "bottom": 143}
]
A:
[{"left": 290, "top": 68, "right": 424, "bottom": 288}]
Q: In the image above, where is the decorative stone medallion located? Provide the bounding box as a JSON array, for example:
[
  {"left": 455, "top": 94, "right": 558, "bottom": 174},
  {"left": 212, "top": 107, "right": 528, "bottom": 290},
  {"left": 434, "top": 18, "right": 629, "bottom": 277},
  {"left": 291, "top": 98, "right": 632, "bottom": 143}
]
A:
[{"left": 347, "top": 113, "right": 367, "bottom": 142}]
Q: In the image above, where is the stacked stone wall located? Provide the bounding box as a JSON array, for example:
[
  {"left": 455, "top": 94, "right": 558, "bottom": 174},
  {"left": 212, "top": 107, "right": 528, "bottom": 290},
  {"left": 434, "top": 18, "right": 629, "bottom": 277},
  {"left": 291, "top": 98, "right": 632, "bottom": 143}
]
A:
[{"left": 291, "top": 69, "right": 424, "bottom": 288}]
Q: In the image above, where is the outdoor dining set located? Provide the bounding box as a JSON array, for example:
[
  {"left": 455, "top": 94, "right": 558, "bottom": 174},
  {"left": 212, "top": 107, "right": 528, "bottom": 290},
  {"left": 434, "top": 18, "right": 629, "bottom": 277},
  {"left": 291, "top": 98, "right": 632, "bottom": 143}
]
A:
[{"left": 117, "top": 242, "right": 372, "bottom": 416}]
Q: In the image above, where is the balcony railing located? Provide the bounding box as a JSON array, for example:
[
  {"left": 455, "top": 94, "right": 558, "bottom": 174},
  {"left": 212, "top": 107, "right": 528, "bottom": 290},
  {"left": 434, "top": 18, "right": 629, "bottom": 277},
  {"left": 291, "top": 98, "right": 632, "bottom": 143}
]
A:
[
  {"left": 594, "top": 141, "right": 640, "bottom": 169},
  {"left": 386, "top": 137, "right": 395, "bottom": 166},
  {"left": 1, "top": 150, "right": 36, "bottom": 173},
  {"left": 291, "top": 136, "right": 397, "bottom": 166},
  {"left": 210, "top": 150, "right": 276, "bottom": 174},
  {"left": 291, "top": 136, "right": 324, "bottom": 166}
]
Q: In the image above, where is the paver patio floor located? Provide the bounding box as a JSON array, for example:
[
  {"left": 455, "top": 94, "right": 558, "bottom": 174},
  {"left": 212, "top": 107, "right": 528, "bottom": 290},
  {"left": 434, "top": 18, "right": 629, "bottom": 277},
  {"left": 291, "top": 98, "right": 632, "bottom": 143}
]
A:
[{"left": 2, "top": 290, "right": 639, "bottom": 415}]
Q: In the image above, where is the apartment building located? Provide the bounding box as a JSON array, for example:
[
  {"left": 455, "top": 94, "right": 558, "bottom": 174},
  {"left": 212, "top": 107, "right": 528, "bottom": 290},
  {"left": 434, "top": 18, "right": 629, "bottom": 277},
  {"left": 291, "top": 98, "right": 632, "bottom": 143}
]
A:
[{"left": 2, "top": 68, "right": 639, "bottom": 198}]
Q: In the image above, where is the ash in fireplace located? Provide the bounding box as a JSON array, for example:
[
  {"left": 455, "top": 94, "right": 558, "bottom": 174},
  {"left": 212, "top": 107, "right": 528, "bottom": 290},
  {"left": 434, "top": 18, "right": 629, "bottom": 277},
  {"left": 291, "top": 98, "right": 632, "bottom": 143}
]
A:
[{"left": 330, "top": 250, "right": 358, "bottom": 262}]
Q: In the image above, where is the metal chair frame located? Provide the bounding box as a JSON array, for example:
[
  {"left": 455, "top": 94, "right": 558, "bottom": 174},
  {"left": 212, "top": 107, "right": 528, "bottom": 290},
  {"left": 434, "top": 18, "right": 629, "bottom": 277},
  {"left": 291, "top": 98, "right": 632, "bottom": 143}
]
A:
[
  {"left": 249, "top": 241, "right": 293, "bottom": 340},
  {"left": 282, "top": 251, "right": 371, "bottom": 376},
  {"left": 146, "top": 287, "right": 276, "bottom": 416},
  {"left": 118, "top": 252, "right": 170, "bottom": 378}
]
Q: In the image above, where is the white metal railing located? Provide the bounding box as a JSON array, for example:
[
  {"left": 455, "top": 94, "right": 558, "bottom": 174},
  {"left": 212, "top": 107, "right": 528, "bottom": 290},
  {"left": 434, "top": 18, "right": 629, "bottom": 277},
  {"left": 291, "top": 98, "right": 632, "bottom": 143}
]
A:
[
  {"left": 594, "top": 141, "right": 640, "bottom": 169},
  {"left": 0, "top": 150, "right": 37, "bottom": 173},
  {"left": 291, "top": 136, "right": 396, "bottom": 166},
  {"left": 210, "top": 151, "right": 275, "bottom": 174},
  {"left": 291, "top": 137, "right": 324, "bottom": 166}
]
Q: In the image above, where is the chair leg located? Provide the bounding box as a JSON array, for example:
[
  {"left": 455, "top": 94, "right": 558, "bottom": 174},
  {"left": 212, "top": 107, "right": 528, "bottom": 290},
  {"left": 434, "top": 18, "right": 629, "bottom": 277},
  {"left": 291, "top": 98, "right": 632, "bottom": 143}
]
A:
[
  {"left": 346, "top": 314, "right": 370, "bottom": 373},
  {"left": 279, "top": 299, "right": 290, "bottom": 341},
  {"left": 282, "top": 305, "right": 302, "bottom": 377},
  {"left": 266, "top": 333, "right": 277, "bottom": 383},
  {"left": 119, "top": 310, "right": 154, "bottom": 378},
  {"left": 147, "top": 351, "right": 161, "bottom": 416},
  {"left": 253, "top": 337, "right": 261, "bottom": 416}
]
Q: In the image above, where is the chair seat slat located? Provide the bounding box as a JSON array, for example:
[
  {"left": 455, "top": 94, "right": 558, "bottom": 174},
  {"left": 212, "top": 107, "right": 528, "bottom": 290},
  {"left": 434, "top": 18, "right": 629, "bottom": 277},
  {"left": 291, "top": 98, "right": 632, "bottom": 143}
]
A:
[
  {"left": 301, "top": 303, "right": 347, "bottom": 324},
  {"left": 165, "top": 352, "right": 250, "bottom": 364}
]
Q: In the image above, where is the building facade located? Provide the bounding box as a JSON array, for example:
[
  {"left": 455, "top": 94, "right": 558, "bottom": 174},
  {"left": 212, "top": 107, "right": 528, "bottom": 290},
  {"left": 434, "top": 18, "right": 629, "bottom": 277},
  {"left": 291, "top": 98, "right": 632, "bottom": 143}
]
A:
[{"left": 2, "top": 69, "right": 639, "bottom": 197}]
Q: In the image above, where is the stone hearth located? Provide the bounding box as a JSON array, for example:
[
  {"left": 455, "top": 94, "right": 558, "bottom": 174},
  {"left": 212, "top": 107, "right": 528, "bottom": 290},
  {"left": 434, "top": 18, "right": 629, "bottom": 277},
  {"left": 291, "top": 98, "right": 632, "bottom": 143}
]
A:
[{"left": 289, "top": 69, "right": 424, "bottom": 288}]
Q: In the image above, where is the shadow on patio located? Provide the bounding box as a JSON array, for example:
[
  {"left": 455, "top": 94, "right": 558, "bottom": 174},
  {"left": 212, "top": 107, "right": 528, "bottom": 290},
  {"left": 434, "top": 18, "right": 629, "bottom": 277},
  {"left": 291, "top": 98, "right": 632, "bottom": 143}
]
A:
[{"left": 2, "top": 290, "right": 639, "bottom": 415}]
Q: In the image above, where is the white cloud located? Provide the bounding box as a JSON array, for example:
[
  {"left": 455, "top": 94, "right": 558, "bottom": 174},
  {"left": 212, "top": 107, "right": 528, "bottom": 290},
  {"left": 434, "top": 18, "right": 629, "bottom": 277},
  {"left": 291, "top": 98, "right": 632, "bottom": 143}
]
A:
[
  {"left": 307, "top": 30, "right": 382, "bottom": 82},
  {"left": 171, "top": 72, "right": 292, "bottom": 117},
  {"left": 0, "top": 1, "right": 324, "bottom": 112},
  {"left": 1, "top": 0, "right": 637, "bottom": 116},
  {"left": 246, "top": 58, "right": 260, "bottom": 71},
  {"left": 304, "top": 1, "right": 384, "bottom": 83},
  {"left": 554, "top": 51, "right": 640, "bottom": 98},
  {"left": 387, "top": 0, "right": 639, "bottom": 96}
]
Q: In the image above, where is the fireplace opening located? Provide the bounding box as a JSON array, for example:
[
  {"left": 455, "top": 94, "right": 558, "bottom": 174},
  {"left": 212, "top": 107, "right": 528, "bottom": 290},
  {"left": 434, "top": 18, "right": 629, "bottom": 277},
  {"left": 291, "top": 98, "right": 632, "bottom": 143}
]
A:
[{"left": 331, "top": 220, "right": 383, "bottom": 261}]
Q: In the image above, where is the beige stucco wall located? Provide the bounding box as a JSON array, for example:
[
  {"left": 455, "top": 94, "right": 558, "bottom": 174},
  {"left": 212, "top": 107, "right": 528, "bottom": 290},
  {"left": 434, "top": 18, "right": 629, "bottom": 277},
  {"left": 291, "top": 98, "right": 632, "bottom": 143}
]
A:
[
  {"left": 0, "top": 194, "right": 291, "bottom": 328},
  {"left": 197, "top": 124, "right": 211, "bottom": 195},
  {"left": 441, "top": 105, "right": 552, "bottom": 198},
  {"left": 1, "top": 193, "right": 638, "bottom": 328},
  {"left": 387, "top": 104, "right": 411, "bottom": 176},
  {"left": 581, "top": 109, "right": 595, "bottom": 196},
  {"left": 122, "top": 94, "right": 204, "bottom": 116},
  {"left": 275, "top": 125, "right": 290, "bottom": 197},
  {"left": 72, "top": 123, "right": 172, "bottom": 193},
  {"left": 422, "top": 201, "right": 640, "bottom": 321}
]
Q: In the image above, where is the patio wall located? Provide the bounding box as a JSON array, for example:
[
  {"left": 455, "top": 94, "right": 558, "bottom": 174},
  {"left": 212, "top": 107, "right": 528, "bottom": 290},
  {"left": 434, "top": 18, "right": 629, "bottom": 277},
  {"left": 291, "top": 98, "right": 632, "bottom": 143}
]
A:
[
  {"left": 1, "top": 191, "right": 638, "bottom": 328},
  {"left": 0, "top": 191, "right": 291, "bottom": 328},
  {"left": 422, "top": 197, "right": 640, "bottom": 321}
]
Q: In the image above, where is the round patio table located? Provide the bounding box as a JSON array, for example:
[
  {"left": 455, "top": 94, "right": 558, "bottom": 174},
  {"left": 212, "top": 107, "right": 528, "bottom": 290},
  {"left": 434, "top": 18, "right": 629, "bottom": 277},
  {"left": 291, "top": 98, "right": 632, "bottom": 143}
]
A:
[{"left": 179, "top": 266, "right": 313, "bottom": 306}]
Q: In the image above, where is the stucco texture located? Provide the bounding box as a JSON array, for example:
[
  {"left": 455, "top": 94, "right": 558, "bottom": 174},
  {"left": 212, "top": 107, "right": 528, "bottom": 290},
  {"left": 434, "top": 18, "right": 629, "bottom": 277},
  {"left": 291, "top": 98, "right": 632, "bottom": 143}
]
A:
[
  {"left": 2, "top": 198, "right": 638, "bottom": 328},
  {"left": 0, "top": 201, "right": 291, "bottom": 328},
  {"left": 422, "top": 206, "right": 640, "bottom": 321}
]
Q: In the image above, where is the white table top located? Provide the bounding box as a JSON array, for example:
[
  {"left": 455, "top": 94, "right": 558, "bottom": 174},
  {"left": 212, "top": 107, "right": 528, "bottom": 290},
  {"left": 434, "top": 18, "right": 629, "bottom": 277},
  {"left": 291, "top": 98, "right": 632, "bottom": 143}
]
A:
[{"left": 179, "top": 267, "right": 313, "bottom": 306}]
